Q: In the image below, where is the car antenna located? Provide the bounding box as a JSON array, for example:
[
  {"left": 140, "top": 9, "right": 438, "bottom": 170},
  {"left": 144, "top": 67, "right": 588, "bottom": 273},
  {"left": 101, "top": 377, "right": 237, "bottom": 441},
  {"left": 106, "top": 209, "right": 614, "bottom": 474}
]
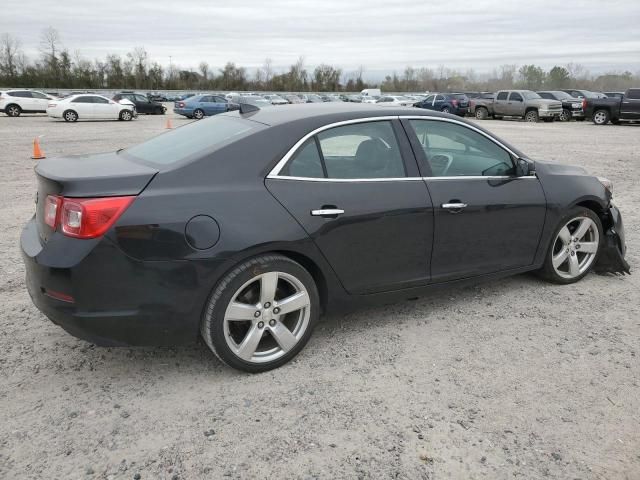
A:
[{"left": 239, "top": 103, "right": 260, "bottom": 115}]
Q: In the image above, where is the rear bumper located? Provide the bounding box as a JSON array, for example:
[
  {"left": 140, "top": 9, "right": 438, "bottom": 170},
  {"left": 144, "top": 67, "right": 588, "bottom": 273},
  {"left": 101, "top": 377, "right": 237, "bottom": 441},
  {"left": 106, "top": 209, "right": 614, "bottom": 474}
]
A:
[
  {"left": 174, "top": 108, "right": 194, "bottom": 117},
  {"left": 21, "top": 217, "right": 206, "bottom": 346}
]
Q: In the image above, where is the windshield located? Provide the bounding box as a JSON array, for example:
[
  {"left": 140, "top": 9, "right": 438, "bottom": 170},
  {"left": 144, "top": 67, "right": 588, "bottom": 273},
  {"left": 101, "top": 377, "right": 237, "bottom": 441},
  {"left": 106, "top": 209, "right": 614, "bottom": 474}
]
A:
[
  {"left": 124, "top": 115, "right": 259, "bottom": 166},
  {"left": 550, "top": 91, "right": 572, "bottom": 99},
  {"left": 522, "top": 91, "right": 541, "bottom": 100}
]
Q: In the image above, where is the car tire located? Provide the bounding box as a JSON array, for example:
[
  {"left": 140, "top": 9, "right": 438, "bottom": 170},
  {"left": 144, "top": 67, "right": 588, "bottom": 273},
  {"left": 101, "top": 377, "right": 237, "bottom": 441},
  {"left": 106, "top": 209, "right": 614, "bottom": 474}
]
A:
[
  {"left": 592, "top": 109, "right": 610, "bottom": 125},
  {"left": 193, "top": 109, "right": 205, "bottom": 120},
  {"left": 538, "top": 207, "right": 602, "bottom": 285},
  {"left": 559, "top": 109, "right": 571, "bottom": 122},
  {"left": 161, "top": 106, "right": 167, "bottom": 114},
  {"left": 525, "top": 110, "right": 539, "bottom": 123},
  {"left": 441, "top": 106, "right": 451, "bottom": 114},
  {"left": 475, "top": 107, "right": 489, "bottom": 120},
  {"left": 63, "top": 110, "right": 78, "bottom": 122},
  {"left": 5, "top": 104, "right": 21, "bottom": 117},
  {"left": 119, "top": 110, "right": 133, "bottom": 121},
  {"left": 201, "top": 254, "right": 320, "bottom": 373}
]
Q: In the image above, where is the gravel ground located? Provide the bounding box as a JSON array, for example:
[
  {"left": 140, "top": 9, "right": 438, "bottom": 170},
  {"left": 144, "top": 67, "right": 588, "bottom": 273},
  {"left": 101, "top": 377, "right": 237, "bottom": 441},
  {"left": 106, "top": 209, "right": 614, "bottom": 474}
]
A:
[{"left": 1, "top": 110, "right": 639, "bottom": 480}]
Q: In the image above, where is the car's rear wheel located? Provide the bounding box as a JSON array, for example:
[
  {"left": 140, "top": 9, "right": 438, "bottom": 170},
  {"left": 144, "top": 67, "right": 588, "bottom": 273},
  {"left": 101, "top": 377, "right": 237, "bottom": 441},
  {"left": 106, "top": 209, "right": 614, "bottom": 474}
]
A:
[
  {"left": 193, "top": 109, "right": 205, "bottom": 120},
  {"left": 201, "top": 254, "right": 319, "bottom": 372},
  {"left": 525, "top": 110, "right": 539, "bottom": 123},
  {"left": 475, "top": 107, "right": 489, "bottom": 120},
  {"left": 119, "top": 110, "right": 133, "bottom": 121},
  {"left": 63, "top": 110, "right": 78, "bottom": 122},
  {"left": 593, "top": 109, "right": 610, "bottom": 125},
  {"left": 559, "top": 109, "right": 571, "bottom": 122},
  {"left": 539, "top": 207, "right": 602, "bottom": 284},
  {"left": 6, "top": 104, "right": 21, "bottom": 117}
]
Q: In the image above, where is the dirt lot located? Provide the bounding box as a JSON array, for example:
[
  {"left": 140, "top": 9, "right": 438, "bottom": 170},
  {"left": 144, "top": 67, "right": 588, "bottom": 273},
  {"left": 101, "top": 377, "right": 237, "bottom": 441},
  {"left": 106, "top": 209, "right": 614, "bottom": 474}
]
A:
[{"left": 1, "top": 109, "right": 638, "bottom": 480}]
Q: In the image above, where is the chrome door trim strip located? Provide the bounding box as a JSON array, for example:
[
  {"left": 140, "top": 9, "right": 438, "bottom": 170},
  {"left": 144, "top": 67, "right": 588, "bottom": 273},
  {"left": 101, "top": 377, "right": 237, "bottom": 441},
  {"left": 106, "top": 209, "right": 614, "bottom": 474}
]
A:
[{"left": 269, "top": 175, "right": 424, "bottom": 182}]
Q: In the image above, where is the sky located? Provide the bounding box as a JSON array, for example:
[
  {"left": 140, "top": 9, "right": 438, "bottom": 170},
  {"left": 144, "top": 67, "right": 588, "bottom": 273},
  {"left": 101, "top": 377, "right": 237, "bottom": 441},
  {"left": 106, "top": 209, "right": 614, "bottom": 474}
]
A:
[{"left": 2, "top": 0, "right": 639, "bottom": 80}]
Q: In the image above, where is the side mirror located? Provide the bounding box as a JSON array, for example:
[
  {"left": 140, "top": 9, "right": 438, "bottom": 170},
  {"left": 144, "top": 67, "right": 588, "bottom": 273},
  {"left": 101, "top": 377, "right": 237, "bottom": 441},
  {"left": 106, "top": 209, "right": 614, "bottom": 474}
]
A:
[{"left": 516, "top": 158, "right": 534, "bottom": 176}]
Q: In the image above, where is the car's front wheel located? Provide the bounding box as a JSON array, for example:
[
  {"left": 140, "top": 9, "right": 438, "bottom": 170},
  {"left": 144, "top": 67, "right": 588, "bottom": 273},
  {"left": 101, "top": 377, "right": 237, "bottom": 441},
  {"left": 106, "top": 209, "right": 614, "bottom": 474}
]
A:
[
  {"left": 201, "top": 254, "right": 319, "bottom": 372},
  {"left": 559, "top": 109, "right": 571, "bottom": 122},
  {"left": 441, "top": 106, "right": 451, "bottom": 114},
  {"left": 525, "top": 110, "right": 539, "bottom": 123},
  {"left": 539, "top": 207, "right": 602, "bottom": 284},
  {"left": 119, "top": 109, "right": 133, "bottom": 121}
]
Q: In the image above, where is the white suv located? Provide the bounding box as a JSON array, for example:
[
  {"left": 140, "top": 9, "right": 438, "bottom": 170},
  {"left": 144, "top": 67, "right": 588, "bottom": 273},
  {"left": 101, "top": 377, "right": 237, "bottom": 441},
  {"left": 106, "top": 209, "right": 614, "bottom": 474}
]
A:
[{"left": 0, "top": 89, "right": 53, "bottom": 117}]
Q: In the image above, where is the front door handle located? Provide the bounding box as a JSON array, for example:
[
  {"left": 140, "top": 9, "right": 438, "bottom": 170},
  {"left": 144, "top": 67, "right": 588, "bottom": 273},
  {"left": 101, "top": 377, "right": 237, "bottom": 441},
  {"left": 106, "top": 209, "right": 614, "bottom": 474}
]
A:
[
  {"left": 442, "top": 202, "right": 468, "bottom": 211},
  {"left": 311, "top": 208, "right": 345, "bottom": 217}
]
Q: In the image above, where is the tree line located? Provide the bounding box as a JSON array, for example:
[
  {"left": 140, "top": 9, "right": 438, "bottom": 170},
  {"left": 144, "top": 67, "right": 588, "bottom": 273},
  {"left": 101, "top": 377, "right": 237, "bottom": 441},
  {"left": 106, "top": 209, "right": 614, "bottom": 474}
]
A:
[{"left": 1, "top": 29, "right": 638, "bottom": 92}]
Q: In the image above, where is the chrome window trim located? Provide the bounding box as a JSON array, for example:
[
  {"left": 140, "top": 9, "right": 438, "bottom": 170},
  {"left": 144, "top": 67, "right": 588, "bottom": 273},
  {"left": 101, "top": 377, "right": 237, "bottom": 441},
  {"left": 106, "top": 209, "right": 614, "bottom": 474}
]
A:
[{"left": 267, "top": 114, "right": 526, "bottom": 181}]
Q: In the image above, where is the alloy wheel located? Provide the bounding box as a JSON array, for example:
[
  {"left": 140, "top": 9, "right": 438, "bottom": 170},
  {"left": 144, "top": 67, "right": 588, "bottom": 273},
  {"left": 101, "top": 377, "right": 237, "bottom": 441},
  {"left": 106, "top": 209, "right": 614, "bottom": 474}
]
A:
[
  {"left": 551, "top": 216, "right": 599, "bottom": 279},
  {"left": 223, "top": 271, "right": 311, "bottom": 364},
  {"left": 559, "top": 109, "right": 571, "bottom": 122},
  {"left": 7, "top": 105, "right": 20, "bottom": 117},
  {"left": 593, "top": 110, "right": 608, "bottom": 125}
]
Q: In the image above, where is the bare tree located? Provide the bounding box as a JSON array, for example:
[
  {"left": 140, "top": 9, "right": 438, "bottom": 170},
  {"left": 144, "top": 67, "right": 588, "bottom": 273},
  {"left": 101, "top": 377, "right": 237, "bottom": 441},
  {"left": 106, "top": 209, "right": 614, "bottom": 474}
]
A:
[
  {"left": 199, "top": 61, "right": 209, "bottom": 81},
  {"left": 0, "top": 33, "right": 22, "bottom": 80},
  {"left": 262, "top": 58, "right": 273, "bottom": 85},
  {"left": 39, "top": 27, "right": 61, "bottom": 62}
]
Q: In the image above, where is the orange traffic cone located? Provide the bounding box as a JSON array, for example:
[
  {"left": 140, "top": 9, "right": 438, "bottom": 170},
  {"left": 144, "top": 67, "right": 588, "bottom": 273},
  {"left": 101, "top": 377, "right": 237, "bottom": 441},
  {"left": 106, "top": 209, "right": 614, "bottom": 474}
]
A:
[
  {"left": 165, "top": 118, "right": 173, "bottom": 129},
  {"left": 31, "top": 137, "right": 45, "bottom": 160}
]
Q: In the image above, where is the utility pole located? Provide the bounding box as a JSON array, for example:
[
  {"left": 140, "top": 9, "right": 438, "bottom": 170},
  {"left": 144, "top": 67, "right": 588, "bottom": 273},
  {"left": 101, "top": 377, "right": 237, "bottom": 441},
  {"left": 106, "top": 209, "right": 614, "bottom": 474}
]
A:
[{"left": 168, "top": 56, "right": 173, "bottom": 90}]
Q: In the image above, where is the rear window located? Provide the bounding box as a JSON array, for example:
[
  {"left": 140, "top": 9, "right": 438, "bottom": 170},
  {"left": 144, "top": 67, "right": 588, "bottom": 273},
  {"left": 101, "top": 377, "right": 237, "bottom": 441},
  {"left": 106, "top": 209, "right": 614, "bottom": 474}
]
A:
[{"left": 124, "top": 115, "right": 260, "bottom": 166}]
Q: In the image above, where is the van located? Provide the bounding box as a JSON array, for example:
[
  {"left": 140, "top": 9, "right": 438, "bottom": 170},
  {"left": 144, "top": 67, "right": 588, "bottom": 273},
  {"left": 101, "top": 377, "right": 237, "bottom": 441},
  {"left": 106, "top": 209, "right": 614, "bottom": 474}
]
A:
[{"left": 360, "top": 88, "right": 382, "bottom": 97}]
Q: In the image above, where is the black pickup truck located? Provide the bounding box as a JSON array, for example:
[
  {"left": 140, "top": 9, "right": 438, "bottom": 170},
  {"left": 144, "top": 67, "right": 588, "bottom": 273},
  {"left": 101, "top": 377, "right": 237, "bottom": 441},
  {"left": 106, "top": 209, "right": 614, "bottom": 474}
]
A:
[{"left": 585, "top": 88, "right": 640, "bottom": 125}]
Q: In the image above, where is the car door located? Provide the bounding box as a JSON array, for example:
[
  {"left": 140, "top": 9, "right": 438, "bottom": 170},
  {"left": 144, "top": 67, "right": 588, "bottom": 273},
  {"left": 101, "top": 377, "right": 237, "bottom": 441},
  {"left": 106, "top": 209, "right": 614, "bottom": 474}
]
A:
[
  {"left": 433, "top": 95, "right": 446, "bottom": 111},
  {"left": 92, "top": 96, "right": 115, "bottom": 119},
  {"left": 507, "top": 92, "right": 525, "bottom": 116},
  {"left": 70, "top": 96, "right": 96, "bottom": 118},
  {"left": 132, "top": 94, "right": 149, "bottom": 113},
  {"left": 266, "top": 118, "right": 434, "bottom": 294},
  {"left": 493, "top": 91, "right": 509, "bottom": 115},
  {"left": 620, "top": 89, "right": 640, "bottom": 119},
  {"left": 199, "top": 96, "right": 217, "bottom": 115},
  {"left": 402, "top": 118, "right": 546, "bottom": 282},
  {"left": 30, "top": 91, "right": 50, "bottom": 112}
]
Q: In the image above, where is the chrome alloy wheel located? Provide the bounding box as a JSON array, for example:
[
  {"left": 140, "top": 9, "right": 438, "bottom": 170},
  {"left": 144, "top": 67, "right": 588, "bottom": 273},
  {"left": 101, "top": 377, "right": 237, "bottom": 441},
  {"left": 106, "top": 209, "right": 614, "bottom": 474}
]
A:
[
  {"left": 223, "top": 271, "right": 311, "bottom": 364},
  {"left": 593, "top": 110, "right": 608, "bottom": 125},
  {"left": 551, "top": 216, "right": 599, "bottom": 279}
]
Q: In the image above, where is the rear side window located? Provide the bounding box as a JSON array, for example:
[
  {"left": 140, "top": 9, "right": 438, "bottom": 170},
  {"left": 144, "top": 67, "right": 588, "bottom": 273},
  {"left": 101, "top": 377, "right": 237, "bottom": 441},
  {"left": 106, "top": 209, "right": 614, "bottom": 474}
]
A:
[
  {"left": 280, "top": 139, "right": 324, "bottom": 178},
  {"left": 12, "top": 91, "right": 33, "bottom": 98},
  {"left": 125, "top": 115, "right": 258, "bottom": 166},
  {"left": 496, "top": 92, "right": 508, "bottom": 100}
]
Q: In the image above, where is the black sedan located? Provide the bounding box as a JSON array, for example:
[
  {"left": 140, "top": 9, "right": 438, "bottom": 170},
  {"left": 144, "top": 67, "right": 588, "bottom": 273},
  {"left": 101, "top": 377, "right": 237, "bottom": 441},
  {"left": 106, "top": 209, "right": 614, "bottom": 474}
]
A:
[
  {"left": 21, "top": 104, "right": 629, "bottom": 372},
  {"left": 112, "top": 92, "right": 166, "bottom": 115}
]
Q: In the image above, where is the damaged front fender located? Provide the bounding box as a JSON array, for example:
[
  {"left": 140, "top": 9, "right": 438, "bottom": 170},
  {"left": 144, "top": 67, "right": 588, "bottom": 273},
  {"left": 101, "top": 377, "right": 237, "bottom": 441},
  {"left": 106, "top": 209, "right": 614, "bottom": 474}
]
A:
[{"left": 594, "top": 205, "right": 630, "bottom": 275}]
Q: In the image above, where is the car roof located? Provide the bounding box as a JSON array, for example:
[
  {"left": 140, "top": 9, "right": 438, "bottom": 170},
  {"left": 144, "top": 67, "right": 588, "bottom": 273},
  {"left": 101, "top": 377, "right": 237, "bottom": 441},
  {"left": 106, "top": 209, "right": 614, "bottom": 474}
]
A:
[{"left": 219, "top": 102, "right": 462, "bottom": 127}]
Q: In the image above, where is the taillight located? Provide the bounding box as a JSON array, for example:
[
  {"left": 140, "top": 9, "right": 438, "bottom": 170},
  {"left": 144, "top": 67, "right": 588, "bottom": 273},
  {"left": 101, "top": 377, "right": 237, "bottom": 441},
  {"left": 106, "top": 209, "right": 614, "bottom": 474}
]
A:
[
  {"left": 582, "top": 99, "right": 587, "bottom": 110},
  {"left": 44, "top": 195, "right": 62, "bottom": 228},
  {"left": 178, "top": 102, "right": 185, "bottom": 108},
  {"left": 45, "top": 195, "right": 134, "bottom": 239}
]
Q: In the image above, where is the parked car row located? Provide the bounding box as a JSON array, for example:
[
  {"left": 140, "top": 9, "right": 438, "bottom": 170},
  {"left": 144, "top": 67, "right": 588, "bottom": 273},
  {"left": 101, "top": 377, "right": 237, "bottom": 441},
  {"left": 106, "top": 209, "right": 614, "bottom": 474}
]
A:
[{"left": 2, "top": 87, "right": 639, "bottom": 125}]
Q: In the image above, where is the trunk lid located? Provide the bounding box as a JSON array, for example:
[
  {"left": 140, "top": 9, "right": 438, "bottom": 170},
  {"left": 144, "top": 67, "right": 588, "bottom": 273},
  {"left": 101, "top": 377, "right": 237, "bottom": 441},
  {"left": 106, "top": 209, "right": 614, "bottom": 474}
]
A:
[{"left": 35, "top": 151, "right": 158, "bottom": 242}]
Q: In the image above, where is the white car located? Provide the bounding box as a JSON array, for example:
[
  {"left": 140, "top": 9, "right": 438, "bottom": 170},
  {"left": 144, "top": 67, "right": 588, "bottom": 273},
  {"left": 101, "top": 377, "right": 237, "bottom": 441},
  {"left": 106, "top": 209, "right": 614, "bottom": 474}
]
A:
[
  {"left": 46, "top": 94, "right": 136, "bottom": 122},
  {"left": 0, "top": 89, "right": 55, "bottom": 117},
  {"left": 361, "top": 95, "right": 380, "bottom": 104},
  {"left": 376, "top": 95, "right": 415, "bottom": 107},
  {"left": 263, "top": 94, "right": 289, "bottom": 105}
]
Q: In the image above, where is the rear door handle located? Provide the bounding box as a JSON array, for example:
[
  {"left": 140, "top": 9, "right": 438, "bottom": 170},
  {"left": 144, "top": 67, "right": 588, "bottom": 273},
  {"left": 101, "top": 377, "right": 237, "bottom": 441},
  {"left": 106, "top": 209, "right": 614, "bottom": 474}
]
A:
[{"left": 311, "top": 208, "right": 345, "bottom": 217}]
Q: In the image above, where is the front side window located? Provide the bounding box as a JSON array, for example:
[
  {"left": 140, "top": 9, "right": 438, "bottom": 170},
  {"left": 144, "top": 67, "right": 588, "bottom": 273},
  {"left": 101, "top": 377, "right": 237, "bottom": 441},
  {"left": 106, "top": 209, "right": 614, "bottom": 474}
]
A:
[
  {"left": 408, "top": 120, "right": 514, "bottom": 177},
  {"left": 280, "top": 121, "right": 406, "bottom": 179},
  {"left": 135, "top": 95, "right": 148, "bottom": 102},
  {"left": 93, "top": 96, "right": 109, "bottom": 104},
  {"left": 509, "top": 92, "right": 523, "bottom": 102},
  {"left": 32, "top": 91, "right": 48, "bottom": 99}
]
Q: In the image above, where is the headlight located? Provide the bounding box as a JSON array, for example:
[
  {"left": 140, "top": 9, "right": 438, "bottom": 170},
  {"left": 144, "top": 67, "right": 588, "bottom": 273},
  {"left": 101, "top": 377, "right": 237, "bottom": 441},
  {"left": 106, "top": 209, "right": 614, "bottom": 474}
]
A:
[{"left": 598, "top": 177, "right": 613, "bottom": 195}]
